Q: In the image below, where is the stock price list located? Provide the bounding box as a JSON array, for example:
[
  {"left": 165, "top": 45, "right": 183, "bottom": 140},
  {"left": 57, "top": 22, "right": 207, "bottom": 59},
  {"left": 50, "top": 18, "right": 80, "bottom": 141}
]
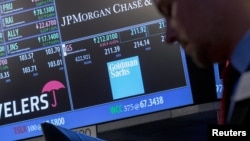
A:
[
  {"left": 0, "top": 46, "right": 70, "bottom": 126},
  {"left": 7, "top": 31, "right": 60, "bottom": 54},
  {"left": 1, "top": 1, "right": 60, "bottom": 54},
  {"left": 91, "top": 25, "right": 153, "bottom": 58},
  {"left": 4, "top": 18, "right": 58, "bottom": 42},
  {"left": 6, "top": 45, "right": 64, "bottom": 81},
  {"left": 63, "top": 19, "right": 184, "bottom": 110},
  {"left": 1, "top": 4, "right": 56, "bottom": 28}
]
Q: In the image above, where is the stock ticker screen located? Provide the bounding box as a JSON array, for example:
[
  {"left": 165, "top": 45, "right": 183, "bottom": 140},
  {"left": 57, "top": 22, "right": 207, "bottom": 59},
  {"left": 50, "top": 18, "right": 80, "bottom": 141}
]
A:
[{"left": 0, "top": 0, "right": 201, "bottom": 140}]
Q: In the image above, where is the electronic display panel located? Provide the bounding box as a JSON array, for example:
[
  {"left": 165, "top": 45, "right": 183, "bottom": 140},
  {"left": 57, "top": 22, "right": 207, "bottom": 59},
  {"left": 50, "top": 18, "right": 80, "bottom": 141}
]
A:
[
  {"left": 0, "top": 0, "right": 196, "bottom": 140},
  {"left": 214, "top": 61, "right": 227, "bottom": 99}
]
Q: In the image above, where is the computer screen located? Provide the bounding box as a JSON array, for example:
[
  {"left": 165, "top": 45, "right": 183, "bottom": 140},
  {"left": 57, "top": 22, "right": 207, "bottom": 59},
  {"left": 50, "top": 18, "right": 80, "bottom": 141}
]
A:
[
  {"left": 0, "top": 0, "right": 217, "bottom": 140},
  {"left": 214, "top": 62, "right": 227, "bottom": 99}
]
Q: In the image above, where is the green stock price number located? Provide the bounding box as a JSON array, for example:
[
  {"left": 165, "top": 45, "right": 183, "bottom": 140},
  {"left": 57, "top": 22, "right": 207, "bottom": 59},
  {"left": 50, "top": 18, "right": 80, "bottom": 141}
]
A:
[
  {"left": 93, "top": 33, "right": 119, "bottom": 44},
  {"left": 33, "top": 6, "right": 55, "bottom": 16},
  {"left": 38, "top": 32, "right": 59, "bottom": 42},
  {"left": 38, "top": 32, "right": 60, "bottom": 46},
  {"left": 33, "top": 5, "right": 55, "bottom": 20}
]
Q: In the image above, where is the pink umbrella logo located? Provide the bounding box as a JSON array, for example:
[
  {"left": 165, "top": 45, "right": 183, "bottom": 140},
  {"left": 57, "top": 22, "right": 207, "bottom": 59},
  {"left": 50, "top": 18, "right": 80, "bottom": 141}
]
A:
[{"left": 42, "top": 80, "right": 65, "bottom": 107}]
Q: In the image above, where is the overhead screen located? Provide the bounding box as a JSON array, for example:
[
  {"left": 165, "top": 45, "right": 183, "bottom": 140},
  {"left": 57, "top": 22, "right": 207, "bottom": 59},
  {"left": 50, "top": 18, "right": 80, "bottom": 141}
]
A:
[
  {"left": 0, "top": 0, "right": 218, "bottom": 140},
  {"left": 214, "top": 62, "right": 226, "bottom": 99}
]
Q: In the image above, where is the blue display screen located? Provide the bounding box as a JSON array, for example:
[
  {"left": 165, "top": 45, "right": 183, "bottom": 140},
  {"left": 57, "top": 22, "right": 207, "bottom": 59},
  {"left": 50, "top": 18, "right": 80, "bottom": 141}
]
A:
[
  {"left": 214, "top": 63, "right": 225, "bottom": 99},
  {"left": 0, "top": 0, "right": 194, "bottom": 140}
]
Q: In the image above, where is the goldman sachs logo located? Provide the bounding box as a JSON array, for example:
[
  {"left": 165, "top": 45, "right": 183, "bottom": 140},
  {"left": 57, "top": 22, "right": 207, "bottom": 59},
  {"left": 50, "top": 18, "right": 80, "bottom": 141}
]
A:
[{"left": 0, "top": 80, "right": 65, "bottom": 119}]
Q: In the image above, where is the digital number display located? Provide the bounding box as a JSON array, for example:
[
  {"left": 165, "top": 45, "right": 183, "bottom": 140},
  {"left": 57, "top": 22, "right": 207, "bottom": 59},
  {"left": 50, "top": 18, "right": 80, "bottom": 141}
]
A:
[{"left": 0, "top": 0, "right": 197, "bottom": 140}]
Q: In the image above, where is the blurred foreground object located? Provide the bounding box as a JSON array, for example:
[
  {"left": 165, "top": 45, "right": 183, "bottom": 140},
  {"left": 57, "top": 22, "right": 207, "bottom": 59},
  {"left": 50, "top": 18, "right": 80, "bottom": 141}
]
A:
[{"left": 41, "top": 122, "right": 105, "bottom": 141}]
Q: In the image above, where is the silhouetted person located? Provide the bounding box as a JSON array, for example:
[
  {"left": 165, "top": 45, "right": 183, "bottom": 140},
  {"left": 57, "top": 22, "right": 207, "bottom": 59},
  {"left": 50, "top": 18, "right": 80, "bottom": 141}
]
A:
[{"left": 154, "top": 0, "right": 250, "bottom": 125}]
